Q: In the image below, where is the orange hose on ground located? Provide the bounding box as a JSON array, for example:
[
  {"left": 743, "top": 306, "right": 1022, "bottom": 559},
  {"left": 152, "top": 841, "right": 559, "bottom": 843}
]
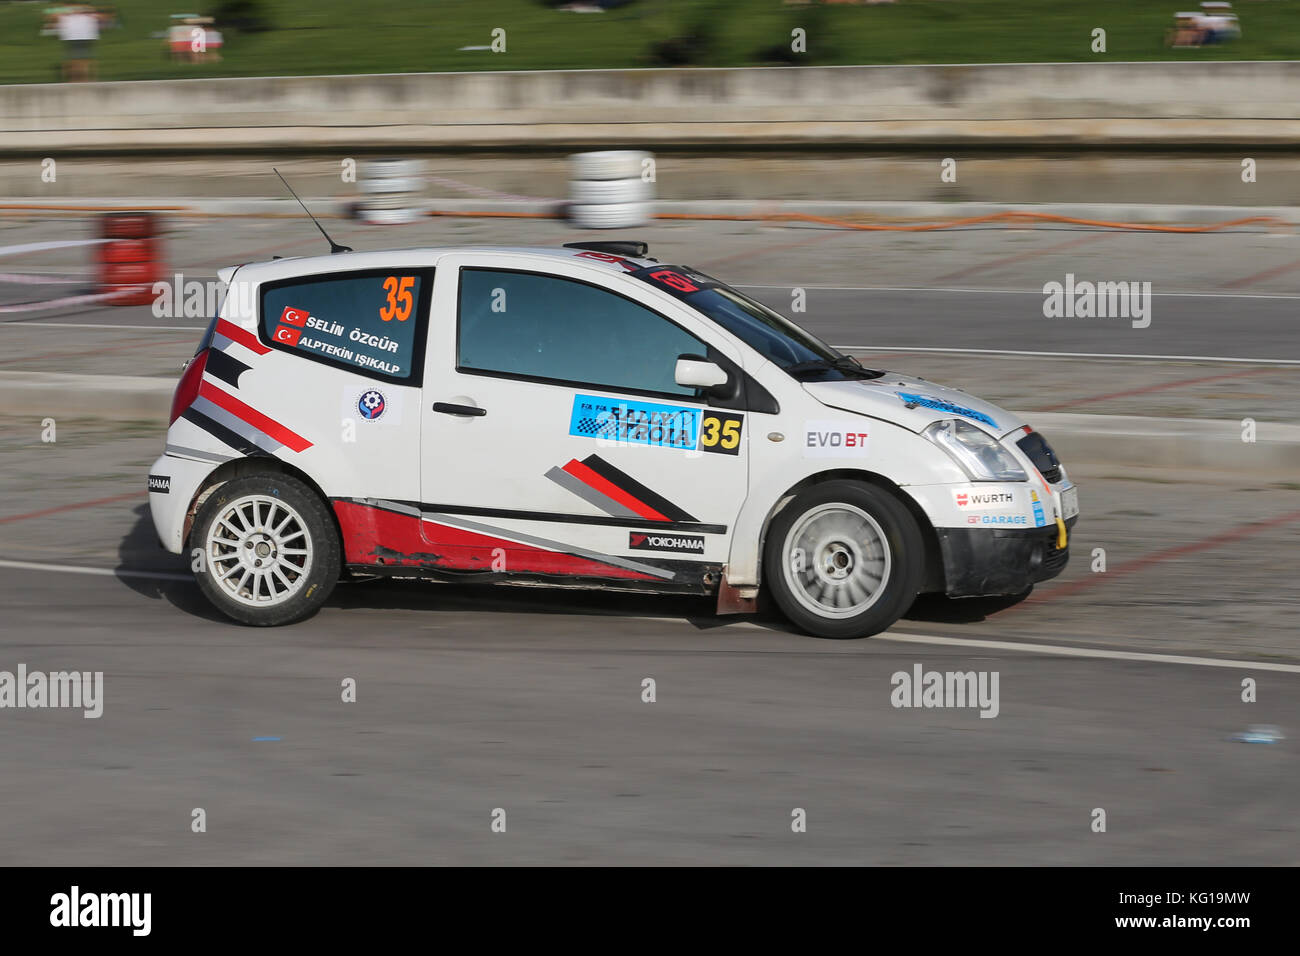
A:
[
  {"left": 424, "top": 207, "right": 1285, "bottom": 233},
  {"left": 0, "top": 205, "right": 1285, "bottom": 234},
  {"left": 655, "top": 210, "right": 1284, "bottom": 234}
]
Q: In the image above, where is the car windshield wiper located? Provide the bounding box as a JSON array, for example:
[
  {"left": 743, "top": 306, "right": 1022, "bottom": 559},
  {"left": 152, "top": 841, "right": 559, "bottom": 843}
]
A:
[{"left": 784, "top": 355, "right": 884, "bottom": 380}]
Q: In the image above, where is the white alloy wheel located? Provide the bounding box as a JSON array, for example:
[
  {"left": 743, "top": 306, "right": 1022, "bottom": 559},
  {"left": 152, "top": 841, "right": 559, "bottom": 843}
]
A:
[
  {"left": 204, "top": 493, "right": 314, "bottom": 608},
  {"left": 781, "top": 502, "right": 892, "bottom": 620}
]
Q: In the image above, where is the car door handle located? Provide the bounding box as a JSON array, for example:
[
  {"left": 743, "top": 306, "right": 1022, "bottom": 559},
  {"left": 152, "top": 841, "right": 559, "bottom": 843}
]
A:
[{"left": 432, "top": 402, "right": 487, "bottom": 417}]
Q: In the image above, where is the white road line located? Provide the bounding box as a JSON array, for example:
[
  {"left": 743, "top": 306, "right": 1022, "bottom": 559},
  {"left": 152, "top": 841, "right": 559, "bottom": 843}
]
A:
[
  {"left": 876, "top": 631, "right": 1300, "bottom": 673},
  {"left": 1, "top": 557, "right": 1293, "bottom": 671},
  {"left": 833, "top": 345, "right": 1300, "bottom": 365},
  {"left": 0, "top": 239, "right": 108, "bottom": 258},
  {"left": 0, "top": 558, "right": 191, "bottom": 582},
  {"left": 622, "top": 615, "right": 1300, "bottom": 672},
  {"left": 739, "top": 284, "right": 1300, "bottom": 300}
]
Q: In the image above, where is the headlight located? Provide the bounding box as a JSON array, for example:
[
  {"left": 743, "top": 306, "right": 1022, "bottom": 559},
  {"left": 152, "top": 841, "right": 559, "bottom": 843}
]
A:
[{"left": 923, "top": 419, "right": 1027, "bottom": 482}]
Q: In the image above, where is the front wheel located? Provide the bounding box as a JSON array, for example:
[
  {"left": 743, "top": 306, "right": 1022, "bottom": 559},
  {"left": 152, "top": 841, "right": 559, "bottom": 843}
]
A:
[
  {"left": 192, "top": 473, "right": 340, "bottom": 626},
  {"left": 763, "top": 480, "right": 924, "bottom": 639}
]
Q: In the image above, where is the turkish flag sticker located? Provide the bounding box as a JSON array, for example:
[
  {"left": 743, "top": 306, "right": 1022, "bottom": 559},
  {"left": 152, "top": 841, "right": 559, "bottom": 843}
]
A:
[
  {"left": 279, "top": 306, "right": 310, "bottom": 327},
  {"left": 273, "top": 324, "right": 302, "bottom": 346}
]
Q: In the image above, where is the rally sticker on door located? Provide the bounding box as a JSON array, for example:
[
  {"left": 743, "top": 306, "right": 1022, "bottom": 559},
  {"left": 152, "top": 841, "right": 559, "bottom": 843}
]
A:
[
  {"left": 803, "top": 420, "right": 869, "bottom": 458},
  {"left": 628, "top": 531, "right": 705, "bottom": 554},
  {"left": 698, "top": 410, "right": 743, "bottom": 456},
  {"left": 569, "top": 395, "right": 743, "bottom": 455},
  {"left": 339, "top": 384, "right": 403, "bottom": 427}
]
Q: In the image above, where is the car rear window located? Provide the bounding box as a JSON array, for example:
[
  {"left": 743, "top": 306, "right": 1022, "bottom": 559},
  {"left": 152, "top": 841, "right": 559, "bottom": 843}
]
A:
[{"left": 259, "top": 269, "right": 430, "bottom": 383}]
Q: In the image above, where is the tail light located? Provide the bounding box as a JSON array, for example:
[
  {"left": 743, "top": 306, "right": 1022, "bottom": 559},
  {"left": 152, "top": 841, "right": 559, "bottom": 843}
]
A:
[{"left": 170, "top": 348, "right": 209, "bottom": 424}]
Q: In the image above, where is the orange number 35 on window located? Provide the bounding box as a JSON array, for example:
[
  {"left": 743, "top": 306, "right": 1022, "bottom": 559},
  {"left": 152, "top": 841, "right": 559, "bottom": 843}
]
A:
[{"left": 380, "top": 276, "right": 416, "bottom": 321}]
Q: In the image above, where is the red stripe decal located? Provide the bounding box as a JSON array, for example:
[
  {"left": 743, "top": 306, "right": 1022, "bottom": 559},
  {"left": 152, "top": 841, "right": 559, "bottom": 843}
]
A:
[
  {"left": 561, "top": 459, "right": 669, "bottom": 522},
  {"left": 333, "top": 501, "right": 659, "bottom": 580},
  {"left": 198, "top": 380, "right": 313, "bottom": 452},
  {"left": 215, "top": 318, "right": 271, "bottom": 355}
]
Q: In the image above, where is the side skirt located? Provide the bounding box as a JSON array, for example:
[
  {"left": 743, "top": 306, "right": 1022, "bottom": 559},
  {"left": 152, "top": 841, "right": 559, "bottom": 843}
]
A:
[{"left": 343, "top": 563, "right": 724, "bottom": 597}]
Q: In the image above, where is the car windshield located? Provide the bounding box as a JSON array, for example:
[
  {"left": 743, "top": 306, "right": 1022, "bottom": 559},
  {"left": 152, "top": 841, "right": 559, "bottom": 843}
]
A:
[{"left": 630, "top": 265, "right": 882, "bottom": 381}]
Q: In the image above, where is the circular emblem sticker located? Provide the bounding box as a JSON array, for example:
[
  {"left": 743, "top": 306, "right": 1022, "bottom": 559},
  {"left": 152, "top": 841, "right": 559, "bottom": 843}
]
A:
[{"left": 357, "top": 388, "right": 386, "bottom": 421}]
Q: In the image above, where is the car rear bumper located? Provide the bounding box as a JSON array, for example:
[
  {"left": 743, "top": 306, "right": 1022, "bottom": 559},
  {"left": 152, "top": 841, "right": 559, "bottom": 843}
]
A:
[
  {"left": 935, "top": 516, "right": 1077, "bottom": 597},
  {"left": 148, "top": 452, "right": 221, "bottom": 554}
]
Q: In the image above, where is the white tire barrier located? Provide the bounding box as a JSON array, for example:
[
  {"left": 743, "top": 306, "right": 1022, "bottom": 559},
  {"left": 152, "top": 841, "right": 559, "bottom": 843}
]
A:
[
  {"left": 359, "top": 176, "right": 424, "bottom": 195},
  {"left": 567, "top": 177, "right": 652, "bottom": 205},
  {"left": 358, "top": 158, "right": 425, "bottom": 225},
  {"left": 361, "top": 207, "right": 423, "bottom": 226},
  {"left": 569, "top": 150, "right": 649, "bottom": 181},
  {"left": 568, "top": 150, "right": 654, "bottom": 230},
  {"left": 362, "top": 158, "right": 425, "bottom": 179},
  {"left": 568, "top": 202, "right": 653, "bottom": 230}
]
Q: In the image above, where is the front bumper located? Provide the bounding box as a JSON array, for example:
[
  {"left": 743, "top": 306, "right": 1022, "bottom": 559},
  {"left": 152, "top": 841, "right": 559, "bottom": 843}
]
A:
[{"left": 935, "top": 516, "right": 1077, "bottom": 597}]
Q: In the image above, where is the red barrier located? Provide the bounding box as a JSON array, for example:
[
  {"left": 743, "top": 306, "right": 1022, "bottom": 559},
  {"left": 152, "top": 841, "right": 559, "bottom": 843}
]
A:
[{"left": 97, "top": 212, "right": 163, "bottom": 305}]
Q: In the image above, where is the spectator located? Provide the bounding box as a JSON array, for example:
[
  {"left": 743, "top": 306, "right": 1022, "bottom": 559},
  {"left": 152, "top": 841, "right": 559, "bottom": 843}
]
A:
[
  {"left": 58, "top": 4, "right": 100, "bottom": 82},
  {"left": 1168, "top": 12, "right": 1207, "bottom": 48}
]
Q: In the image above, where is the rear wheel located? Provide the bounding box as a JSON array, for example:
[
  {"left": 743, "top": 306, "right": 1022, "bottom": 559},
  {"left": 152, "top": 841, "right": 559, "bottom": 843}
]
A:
[
  {"left": 763, "top": 480, "right": 924, "bottom": 639},
  {"left": 192, "top": 473, "right": 339, "bottom": 626}
]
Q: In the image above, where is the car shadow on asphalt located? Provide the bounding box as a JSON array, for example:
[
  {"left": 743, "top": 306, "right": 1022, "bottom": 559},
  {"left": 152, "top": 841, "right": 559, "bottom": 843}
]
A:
[
  {"left": 115, "top": 504, "right": 229, "bottom": 623},
  {"left": 115, "top": 505, "right": 1027, "bottom": 633},
  {"left": 330, "top": 576, "right": 801, "bottom": 634},
  {"left": 902, "top": 590, "right": 1033, "bottom": 624}
]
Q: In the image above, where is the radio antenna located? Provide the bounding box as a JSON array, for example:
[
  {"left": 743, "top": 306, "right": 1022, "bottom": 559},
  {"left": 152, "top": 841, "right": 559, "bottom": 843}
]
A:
[{"left": 273, "top": 168, "right": 352, "bottom": 254}]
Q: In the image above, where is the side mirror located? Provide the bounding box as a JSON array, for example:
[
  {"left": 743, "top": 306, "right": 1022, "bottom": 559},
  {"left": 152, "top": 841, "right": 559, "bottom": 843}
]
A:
[{"left": 675, "top": 356, "right": 728, "bottom": 390}]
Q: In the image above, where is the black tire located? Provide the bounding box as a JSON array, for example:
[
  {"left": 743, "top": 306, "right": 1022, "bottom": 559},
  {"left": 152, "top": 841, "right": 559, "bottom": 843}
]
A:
[
  {"left": 763, "top": 480, "right": 924, "bottom": 639},
  {"left": 192, "top": 473, "right": 340, "bottom": 626}
]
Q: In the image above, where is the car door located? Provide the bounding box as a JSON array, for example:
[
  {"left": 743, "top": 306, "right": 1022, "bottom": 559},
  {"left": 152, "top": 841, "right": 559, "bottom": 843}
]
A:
[{"left": 417, "top": 253, "right": 750, "bottom": 587}]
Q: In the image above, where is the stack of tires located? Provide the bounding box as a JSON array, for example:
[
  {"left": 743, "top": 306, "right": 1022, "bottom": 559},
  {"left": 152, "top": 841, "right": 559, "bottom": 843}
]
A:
[
  {"left": 567, "top": 150, "right": 654, "bottom": 230},
  {"left": 98, "top": 212, "right": 163, "bottom": 306},
  {"left": 358, "top": 158, "right": 425, "bottom": 225}
]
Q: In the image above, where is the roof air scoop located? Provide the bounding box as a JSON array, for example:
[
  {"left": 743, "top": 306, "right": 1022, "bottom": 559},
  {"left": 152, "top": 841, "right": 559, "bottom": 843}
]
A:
[{"left": 563, "top": 240, "right": 649, "bottom": 258}]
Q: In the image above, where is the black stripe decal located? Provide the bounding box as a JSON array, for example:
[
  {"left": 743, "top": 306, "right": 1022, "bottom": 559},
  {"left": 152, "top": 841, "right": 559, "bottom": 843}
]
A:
[
  {"left": 383, "top": 499, "right": 725, "bottom": 535},
  {"left": 205, "top": 348, "right": 252, "bottom": 389},
  {"left": 579, "top": 454, "right": 698, "bottom": 523},
  {"left": 181, "top": 407, "right": 265, "bottom": 457}
]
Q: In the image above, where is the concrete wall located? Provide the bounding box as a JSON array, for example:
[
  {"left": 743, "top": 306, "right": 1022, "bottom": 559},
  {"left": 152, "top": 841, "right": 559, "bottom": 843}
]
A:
[{"left": 3, "top": 61, "right": 1300, "bottom": 153}]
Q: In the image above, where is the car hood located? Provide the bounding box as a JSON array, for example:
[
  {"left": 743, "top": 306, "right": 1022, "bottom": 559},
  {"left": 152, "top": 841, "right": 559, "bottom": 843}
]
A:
[{"left": 802, "top": 372, "right": 1025, "bottom": 438}]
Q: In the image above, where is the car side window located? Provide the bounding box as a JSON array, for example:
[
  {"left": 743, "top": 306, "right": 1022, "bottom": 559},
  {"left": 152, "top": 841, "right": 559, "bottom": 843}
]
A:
[
  {"left": 457, "top": 268, "right": 706, "bottom": 398},
  {"left": 260, "top": 269, "right": 430, "bottom": 384}
]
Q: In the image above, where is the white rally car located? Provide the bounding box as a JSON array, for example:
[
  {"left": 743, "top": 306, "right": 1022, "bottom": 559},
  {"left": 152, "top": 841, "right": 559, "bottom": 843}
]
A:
[{"left": 149, "top": 240, "right": 1078, "bottom": 637}]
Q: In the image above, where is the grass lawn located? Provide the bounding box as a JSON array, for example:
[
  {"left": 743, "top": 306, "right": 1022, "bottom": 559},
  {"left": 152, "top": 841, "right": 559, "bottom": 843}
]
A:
[{"left": 1, "top": 0, "right": 1297, "bottom": 85}]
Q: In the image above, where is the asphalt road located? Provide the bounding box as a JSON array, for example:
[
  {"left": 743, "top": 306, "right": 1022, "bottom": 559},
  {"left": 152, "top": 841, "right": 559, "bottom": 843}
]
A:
[
  {"left": 0, "top": 423, "right": 1296, "bottom": 865},
  {"left": 752, "top": 287, "right": 1300, "bottom": 362},
  {"left": 2, "top": 560, "right": 1297, "bottom": 866},
  {"left": 2, "top": 213, "right": 1298, "bottom": 865},
  {"left": 7, "top": 284, "right": 1300, "bottom": 364},
  {"left": 5, "top": 216, "right": 1300, "bottom": 364}
]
